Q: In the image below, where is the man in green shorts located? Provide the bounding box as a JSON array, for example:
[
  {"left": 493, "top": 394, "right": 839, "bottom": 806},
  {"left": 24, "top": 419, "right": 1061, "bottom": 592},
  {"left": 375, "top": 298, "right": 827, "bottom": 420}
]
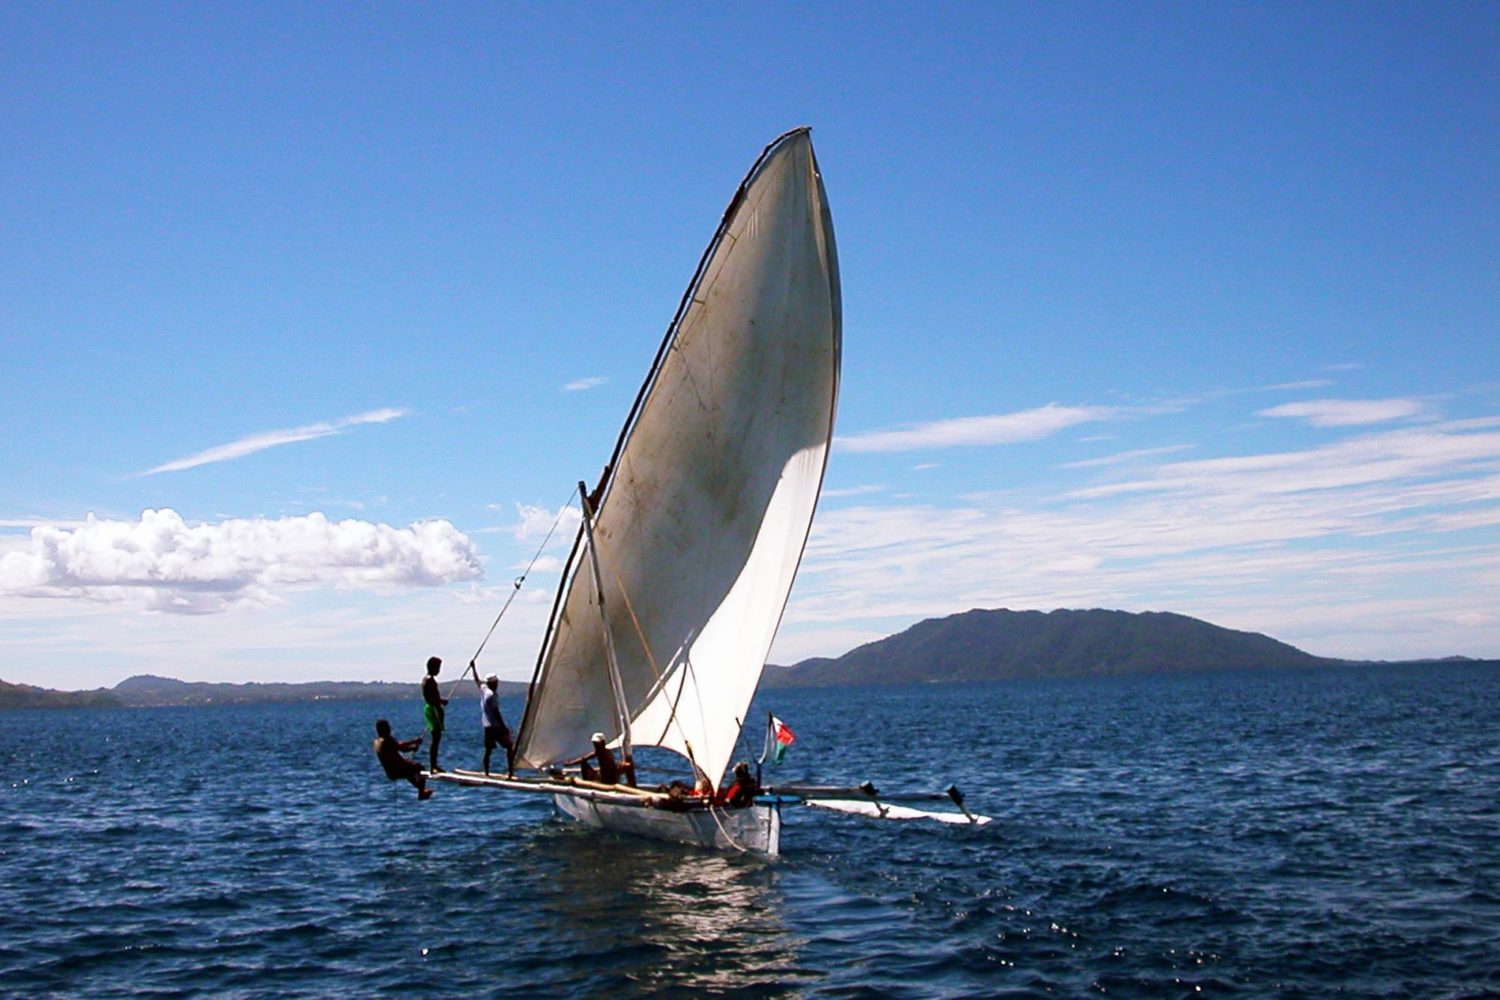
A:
[{"left": 421, "top": 656, "right": 448, "bottom": 772}]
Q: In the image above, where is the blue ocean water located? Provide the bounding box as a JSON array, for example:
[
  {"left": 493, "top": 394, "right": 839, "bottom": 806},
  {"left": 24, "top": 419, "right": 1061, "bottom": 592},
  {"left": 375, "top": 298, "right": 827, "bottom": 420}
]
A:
[{"left": 2, "top": 663, "right": 1497, "bottom": 998}]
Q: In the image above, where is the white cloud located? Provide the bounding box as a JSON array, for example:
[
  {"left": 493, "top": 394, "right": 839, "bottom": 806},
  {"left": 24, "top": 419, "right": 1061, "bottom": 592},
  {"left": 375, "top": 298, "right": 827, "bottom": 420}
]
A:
[
  {"left": 822, "top": 485, "right": 886, "bottom": 498},
  {"left": 565, "top": 377, "right": 608, "bottom": 392},
  {"left": 138, "top": 408, "right": 408, "bottom": 476},
  {"left": 836, "top": 404, "right": 1116, "bottom": 453},
  {"left": 1, "top": 517, "right": 87, "bottom": 530},
  {"left": 1260, "top": 379, "right": 1334, "bottom": 392},
  {"left": 1062, "top": 445, "right": 1194, "bottom": 469},
  {"left": 520, "top": 555, "right": 566, "bottom": 575},
  {"left": 1257, "top": 397, "right": 1427, "bottom": 427},
  {"left": 778, "top": 416, "right": 1500, "bottom": 662},
  {"left": 513, "top": 503, "right": 582, "bottom": 544},
  {"left": 1074, "top": 421, "right": 1500, "bottom": 500},
  {"left": 0, "top": 508, "right": 480, "bottom": 614}
]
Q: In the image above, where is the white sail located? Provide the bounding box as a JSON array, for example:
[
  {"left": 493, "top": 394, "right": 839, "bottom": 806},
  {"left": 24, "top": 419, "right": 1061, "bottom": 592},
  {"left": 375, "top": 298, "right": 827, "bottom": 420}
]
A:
[{"left": 514, "top": 128, "right": 840, "bottom": 788}]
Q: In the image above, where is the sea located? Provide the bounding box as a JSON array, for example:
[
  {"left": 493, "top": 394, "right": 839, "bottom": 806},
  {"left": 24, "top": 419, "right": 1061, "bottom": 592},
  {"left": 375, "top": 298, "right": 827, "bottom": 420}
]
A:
[{"left": 2, "top": 663, "right": 1497, "bottom": 998}]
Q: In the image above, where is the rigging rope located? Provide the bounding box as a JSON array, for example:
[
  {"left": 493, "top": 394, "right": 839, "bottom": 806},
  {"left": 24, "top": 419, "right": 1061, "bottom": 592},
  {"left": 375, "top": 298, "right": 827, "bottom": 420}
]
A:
[
  {"left": 449, "top": 492, "right": 575, "bottom": 703},
  {"left": 470, "top": 492, "right": 575, "bottom": 667},
  {"left": 605, "top": 560, "right": 755, "bottom": 804},
  {"left": 580, "top": 512, "right": 757, "bottom": 856}
]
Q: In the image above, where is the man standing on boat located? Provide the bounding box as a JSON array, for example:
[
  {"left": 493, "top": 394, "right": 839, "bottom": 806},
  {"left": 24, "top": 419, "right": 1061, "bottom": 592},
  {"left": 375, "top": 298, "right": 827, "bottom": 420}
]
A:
[
  {"left": 421, "top": 656, "right": 448, "bottom": 773},
  {"left": 472, "top": 666, "right": 514, "bottom": 777}
]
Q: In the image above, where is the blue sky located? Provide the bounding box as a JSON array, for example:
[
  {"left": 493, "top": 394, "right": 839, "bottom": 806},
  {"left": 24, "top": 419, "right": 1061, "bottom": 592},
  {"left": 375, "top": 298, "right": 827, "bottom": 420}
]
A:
[{"left": 3, "top": 3, "right": 1498, "bottom": 689}]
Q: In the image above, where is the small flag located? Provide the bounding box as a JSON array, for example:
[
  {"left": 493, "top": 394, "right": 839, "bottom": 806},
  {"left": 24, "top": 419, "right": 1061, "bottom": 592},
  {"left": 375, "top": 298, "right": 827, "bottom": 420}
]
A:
[{"left": 763, "top": 714, "right": 796, "bottom": 765}]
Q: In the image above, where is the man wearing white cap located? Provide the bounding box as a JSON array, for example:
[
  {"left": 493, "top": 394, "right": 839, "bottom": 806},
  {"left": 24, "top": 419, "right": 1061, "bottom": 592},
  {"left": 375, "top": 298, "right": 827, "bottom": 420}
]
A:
[
  {"left": 471, "top": 663, "right": 514, "bottom": 776},
  {"left": 580, "top": 731, "right": 635, "bottom": 787}
]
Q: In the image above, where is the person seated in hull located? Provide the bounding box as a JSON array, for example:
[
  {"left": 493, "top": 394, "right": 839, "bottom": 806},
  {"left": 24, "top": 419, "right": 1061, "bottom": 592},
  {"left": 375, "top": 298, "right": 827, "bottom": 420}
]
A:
[
  {"left": 373, "top": 719, "right": 432, "bottom": 800},
  {"left": 579, "top": 731, "right": 637, "bottom": 787},
  {"left": 718, "top": 761, "right": 759, "bottom": 808}
]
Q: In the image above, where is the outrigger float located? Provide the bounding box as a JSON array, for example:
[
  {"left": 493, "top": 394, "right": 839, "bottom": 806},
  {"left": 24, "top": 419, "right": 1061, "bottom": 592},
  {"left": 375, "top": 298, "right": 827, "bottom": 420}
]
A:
[{"left": 426, "top": 128, "right": 988, "bottom": 855}]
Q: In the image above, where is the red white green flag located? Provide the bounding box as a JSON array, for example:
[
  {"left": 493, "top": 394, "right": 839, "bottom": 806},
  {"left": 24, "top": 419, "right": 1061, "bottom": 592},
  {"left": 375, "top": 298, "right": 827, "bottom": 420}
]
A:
[{"left": 762, "top": 714, "right": 796, "bottom": 765}]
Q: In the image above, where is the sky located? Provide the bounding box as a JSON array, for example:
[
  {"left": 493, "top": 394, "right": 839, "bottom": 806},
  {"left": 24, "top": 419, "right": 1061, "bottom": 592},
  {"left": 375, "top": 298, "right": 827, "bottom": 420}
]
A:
[{"left": 3, "top": 3, "right": 1498, "bottom": 690}]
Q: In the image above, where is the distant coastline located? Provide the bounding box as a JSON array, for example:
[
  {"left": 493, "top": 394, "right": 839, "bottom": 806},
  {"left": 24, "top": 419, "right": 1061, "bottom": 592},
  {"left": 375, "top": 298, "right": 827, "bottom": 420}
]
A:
[
  {"left": 5, "top": 607, "right": 1494, "bottom": 710},
  {"left": 0, "top": 674, "right": 528, "bottom": 711}
]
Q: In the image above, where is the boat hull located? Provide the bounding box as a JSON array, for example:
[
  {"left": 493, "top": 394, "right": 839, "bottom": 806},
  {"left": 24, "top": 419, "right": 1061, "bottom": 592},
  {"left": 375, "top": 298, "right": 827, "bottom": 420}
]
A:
[{"left": 552, "top": 793, "right": 781, "bottom": 856}]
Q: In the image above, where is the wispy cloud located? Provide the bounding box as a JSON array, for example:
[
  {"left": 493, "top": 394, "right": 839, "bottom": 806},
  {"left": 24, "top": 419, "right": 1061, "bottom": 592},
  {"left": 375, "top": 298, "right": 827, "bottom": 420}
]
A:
[
  {"left": 1, "top": 517, "right": 88, "bottom": 531},
  {"left": 823, "top": 485, "right": 886, "bottom": 498},
  {"left": 565, "top": 377, "right": 608, "bottom": 392},
  {"left": 1260, "top": 379, "right": 1334, "bottom": 392},
  {"left": 778, "top": 416, "right": 1500, "bottom": 662},
  {"left": 837, "top": 404, "right": 1116, "bottom": 453},
  {"left": 1073, "top": 420, "right": 1500, "bottom": 500},
  {"left": 1063, "top": 445, "right": 1194, "bottom": 469},
  {"left": 0, "top": 508, "right": 480, "bottom": 614},
  {"left": 137, "top": 409, "right": 408, "bottom": 477},
  {"left": 1257, "top": 397, "right": 1428, "bottom": 427}
]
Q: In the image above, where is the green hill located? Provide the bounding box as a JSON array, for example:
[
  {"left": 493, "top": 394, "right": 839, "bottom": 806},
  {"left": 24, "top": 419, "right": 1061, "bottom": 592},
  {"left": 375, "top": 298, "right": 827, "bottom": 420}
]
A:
[
  {"left": 762, "top": 607, "right": 1333, "bottom": 688},
  {"left": 0, "top": 679, "right": 121, "bottom": 709}
]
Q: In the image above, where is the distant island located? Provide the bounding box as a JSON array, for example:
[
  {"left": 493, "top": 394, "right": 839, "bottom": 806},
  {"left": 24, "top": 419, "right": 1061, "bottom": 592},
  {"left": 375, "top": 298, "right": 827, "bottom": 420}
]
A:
[
  {"left": 4, "top": 607, "right": 1491, "bottom": 709},
  {"left": 762, "top": 607, "right": 1489, "bottom": 687}
]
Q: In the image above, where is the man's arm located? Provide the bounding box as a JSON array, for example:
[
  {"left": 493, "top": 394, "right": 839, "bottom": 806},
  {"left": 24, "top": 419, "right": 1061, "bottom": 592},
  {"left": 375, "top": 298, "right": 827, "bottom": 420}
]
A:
[{"left": 398, "top": 736, "right": 423, "bottom": 752}]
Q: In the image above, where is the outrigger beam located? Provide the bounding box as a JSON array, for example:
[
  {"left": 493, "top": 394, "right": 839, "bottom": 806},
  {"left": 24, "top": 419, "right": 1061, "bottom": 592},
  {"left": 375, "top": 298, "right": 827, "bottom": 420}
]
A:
[{"left": 430, "top": 769, "right": 667, "bottom": 809}]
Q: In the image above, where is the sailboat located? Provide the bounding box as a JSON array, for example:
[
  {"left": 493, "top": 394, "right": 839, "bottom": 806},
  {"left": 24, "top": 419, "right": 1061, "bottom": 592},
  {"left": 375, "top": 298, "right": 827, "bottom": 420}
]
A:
[{"left": 429, "top": 128, "right": 987, "bottom": 854}]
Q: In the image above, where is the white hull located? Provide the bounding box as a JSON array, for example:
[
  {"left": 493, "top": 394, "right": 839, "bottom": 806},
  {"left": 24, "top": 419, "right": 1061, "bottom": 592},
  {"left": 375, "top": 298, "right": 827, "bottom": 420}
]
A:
[
  {"left": 429, "top": 770, "right": 783, "bottom": 855},
  {"left": 552, "top": 793, "right": 782, "bottom": 856}
]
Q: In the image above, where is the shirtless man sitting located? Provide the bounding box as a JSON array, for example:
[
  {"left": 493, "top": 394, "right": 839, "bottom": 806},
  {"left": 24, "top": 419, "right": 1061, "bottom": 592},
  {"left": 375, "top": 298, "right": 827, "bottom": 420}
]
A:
[
  {"left": 373, "top": 718, "right": 432, "bottom": 800},
  {"left": 579, "top": 731, "right": 637, "bottom": 787}
]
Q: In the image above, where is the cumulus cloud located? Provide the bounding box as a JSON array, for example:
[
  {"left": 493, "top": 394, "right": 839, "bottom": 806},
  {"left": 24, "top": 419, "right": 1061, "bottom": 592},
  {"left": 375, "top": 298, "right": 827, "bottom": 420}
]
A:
[
  {"left": 1257, "top": 397, "right": 1427, "bottom": 427},
  {"left": 0, "top": 509, "right": 480, "bottom": 613},
  {"left": 837, "top": 404, "right": 1115, "bottom": 453},
  {"left": 138, "top": 409, "right": 408, "bottom": 476},
  {"left": 565, "top": 377, "right": 608, "bottom": 392}
]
